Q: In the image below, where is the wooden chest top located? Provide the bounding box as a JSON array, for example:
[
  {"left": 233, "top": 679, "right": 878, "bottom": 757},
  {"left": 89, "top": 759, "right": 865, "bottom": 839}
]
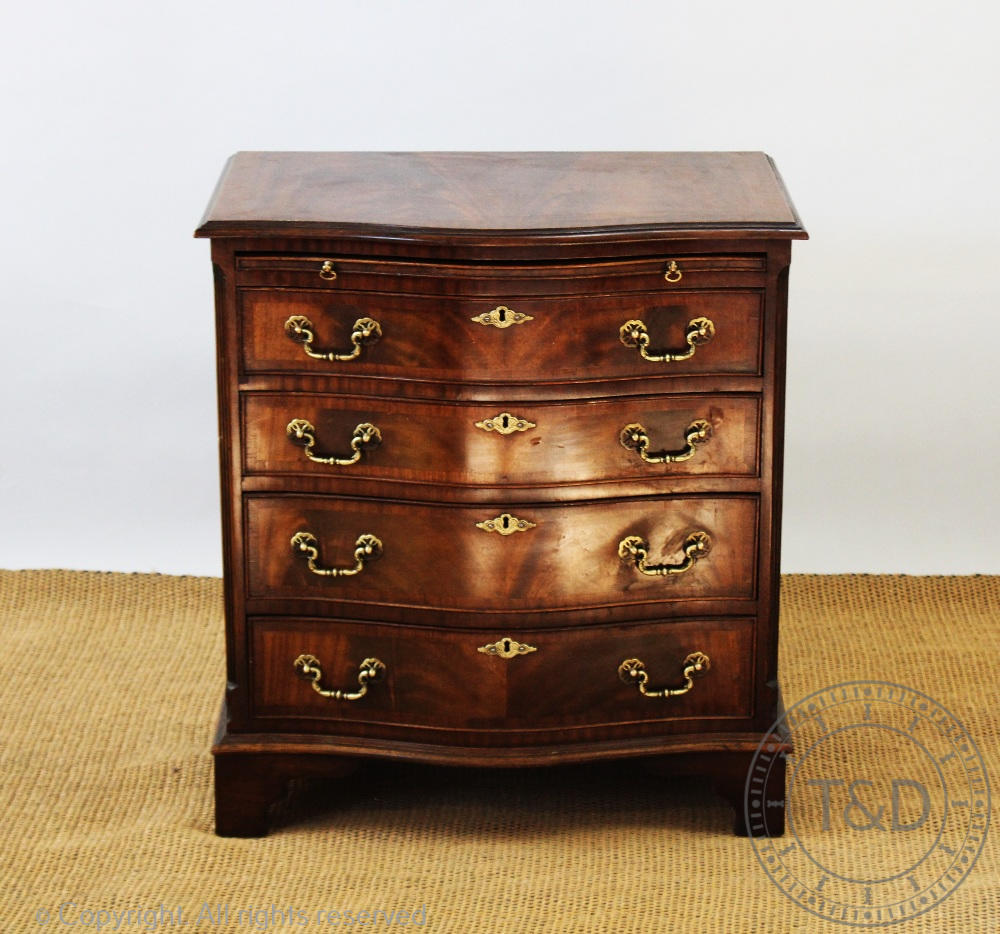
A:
[{"left": 195, "top": 151, "right": 806, "bottom": 241}]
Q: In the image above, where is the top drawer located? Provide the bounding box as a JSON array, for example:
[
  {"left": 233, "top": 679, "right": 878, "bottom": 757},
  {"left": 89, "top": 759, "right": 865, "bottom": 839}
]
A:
[
  {"left": 240, "top": 288, "right": 764, "bottom": 383},
  {"left": 234, "top": 254, "right": 767, "bottom": 295}
]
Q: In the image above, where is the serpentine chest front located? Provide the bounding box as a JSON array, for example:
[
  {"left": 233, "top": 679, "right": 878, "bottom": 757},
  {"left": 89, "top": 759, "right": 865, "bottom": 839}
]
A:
[{"left": 196, "top": 150, "right": 807, "bottom": 836}]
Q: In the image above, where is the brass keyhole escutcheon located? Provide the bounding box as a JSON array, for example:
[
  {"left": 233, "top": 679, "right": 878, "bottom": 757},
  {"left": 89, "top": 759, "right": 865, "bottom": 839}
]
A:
[
  {"left": 475, "top": 513, "right": 536, "bottom": 534},
  {"left": 477, "top": 637, "right": 538, "bottom": 659},
  {"left": 470, "top": 306, "right": 534, "bottom": 328},
  {"left": 474, "top": 412, "right": 536, "bottom": 435}
]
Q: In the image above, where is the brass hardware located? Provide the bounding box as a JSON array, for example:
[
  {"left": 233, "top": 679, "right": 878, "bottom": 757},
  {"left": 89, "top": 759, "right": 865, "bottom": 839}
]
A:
[
  {"left": 619, "top": 317, "right": 715, "bottom": 362},
  {"left": 663, "top": 260, "right": 683, "bottom": 283},
  {"left": 284, "top": 315, "right": 382, "bottom": 361},
  {"left": 476, "top": 513, "right": 536, "bottom": 535},
  {"left": 286, "top": 419, "right": 382, "bottom": 466},
  {"left": 474, "top": 413, "right": 536, "bottom": 435},
  {"left": 620, "top": 419, "right": 713, "bottom": 464},
  {"left": 319, "top": 260, "right": 337, "bottom": 281},
  {"left": 477, "top": 637, "right": 538, "bottom": 659},
  {"left": 618, "top": 531, "right": 711, "bottom": 576},
  {"left": 618, "top": 651, "right": 710, "bottom": 698},
  {"left": 293, "top": 653, "right": 384, "bottom": 700},
  {"left": 290, "top": 530, "right": 382, "bottom": 577},
  {"left": 470, "top": 306, "right": 534, "bottom": 328}
]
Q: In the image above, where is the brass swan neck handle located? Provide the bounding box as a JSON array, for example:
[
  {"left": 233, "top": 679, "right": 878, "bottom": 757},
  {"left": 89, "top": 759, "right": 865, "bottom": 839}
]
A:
[
  {"left": 293, "top": 654, "right": 384, "bottom": 701},
  {"left": 286, "top": 419, "right": 382, "bottom": 466},
  {"left": 284, "top": 315, "right": 382, "bottom": 362},
  {"left": 618, "top": 531, "right": 711, "bottom": 576},
  {"left": 290, "top": 531, "right": 382, "bottom": 577},
  {"left": 618, "top": 652, "right": 711, "bottom": 698},
  {"left": 620, "top": 419, "right": 713, "bottom": 464},
  {"left": 619, "top": 317, "right": 715, "bottom": 363}
]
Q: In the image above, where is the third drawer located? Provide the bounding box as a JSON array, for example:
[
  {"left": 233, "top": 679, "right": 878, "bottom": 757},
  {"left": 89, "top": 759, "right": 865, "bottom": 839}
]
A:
[{"left": 244, "top": 493, "right": 758, "bottom": 622}]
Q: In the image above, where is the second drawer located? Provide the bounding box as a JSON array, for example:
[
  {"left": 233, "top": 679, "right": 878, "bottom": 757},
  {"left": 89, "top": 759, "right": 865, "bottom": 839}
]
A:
[{"left": 243, "top": 392, "right": 761, "bottom": 488}]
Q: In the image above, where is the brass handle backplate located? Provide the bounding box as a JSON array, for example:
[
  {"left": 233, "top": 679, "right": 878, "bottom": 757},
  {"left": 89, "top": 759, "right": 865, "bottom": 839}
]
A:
[
  {"left": 618, "top": 651, "right": 710, "bottom": 698},
  {"left": 286, "top": 419, "right": 382, "bottom": 466},
  {"left": 618, "top": 531, "right": 711, "bottom": 576},
  {"left": 284, "top": 315, "right": 382, "bottom": 361},
  {"left": 620, "top": 419, "right": 713, "bottom": 464},
  {"left": 619, "top": 317, "right": 715, "bottom": 362},
  {"left": 290, "top": 530, "right": 382, "bottom": 577},
  {"left": 293, "top": 653, "right": 384, "bottom": 700}
]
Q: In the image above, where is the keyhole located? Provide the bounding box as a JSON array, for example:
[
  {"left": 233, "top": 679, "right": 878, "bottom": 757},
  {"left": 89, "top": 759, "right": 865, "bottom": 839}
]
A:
[
  {"left": 502, "top": 639, "right": 512, "bottom": 653},
  {"left": 497, "top": 308, "right": 507, "bottom": 323},
  {"left": 501, "top": 415, "right": 510, "bottom": 429},
  {"left": 501, "top": 515, "right": 510, "bottom": 530}
]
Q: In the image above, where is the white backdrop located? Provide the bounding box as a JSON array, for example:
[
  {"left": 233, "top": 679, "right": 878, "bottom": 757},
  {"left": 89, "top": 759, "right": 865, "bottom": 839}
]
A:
[{"left": 1, "top": 1, "right": 997, "bottom": 575}]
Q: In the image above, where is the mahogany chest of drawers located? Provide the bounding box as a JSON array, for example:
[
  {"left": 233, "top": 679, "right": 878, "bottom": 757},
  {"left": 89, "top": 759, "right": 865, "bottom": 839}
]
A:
[{"left": 195, "top": 151, "right": 807, "bottom": 837}]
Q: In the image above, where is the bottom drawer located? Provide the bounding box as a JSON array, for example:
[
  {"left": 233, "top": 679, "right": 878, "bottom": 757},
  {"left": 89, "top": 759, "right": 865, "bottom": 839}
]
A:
[{"left": 250, "top": 617, "right": 755, "bottom": 735}]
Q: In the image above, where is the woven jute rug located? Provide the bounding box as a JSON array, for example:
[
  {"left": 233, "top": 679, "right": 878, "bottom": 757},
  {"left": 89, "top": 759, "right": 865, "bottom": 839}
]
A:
[{"left": 0, "top": 571, "right": 996, "bottom": 932}]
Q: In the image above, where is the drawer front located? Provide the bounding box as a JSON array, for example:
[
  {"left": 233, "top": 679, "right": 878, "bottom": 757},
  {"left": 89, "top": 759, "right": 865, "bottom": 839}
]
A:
[
  {"left": 250, "top": 616, "right": 755, "bottom": 732},
  {"left": 240, "top": 288, "right": 763, "bottom": 382},
  {"left": 244, "top": 494, "right": 757, "bottom": 615},
  {"left": 243, "top": 392, "right": 761, "bottom": 487},
  {"left": 235, "top": 254, "right": 767, "bottom": 295}
]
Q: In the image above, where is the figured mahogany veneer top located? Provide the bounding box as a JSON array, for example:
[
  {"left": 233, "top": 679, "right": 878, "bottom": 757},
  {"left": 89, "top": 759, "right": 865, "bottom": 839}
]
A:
[{"left": 194, "top": 151, "right": 807, "bottom": 241}]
